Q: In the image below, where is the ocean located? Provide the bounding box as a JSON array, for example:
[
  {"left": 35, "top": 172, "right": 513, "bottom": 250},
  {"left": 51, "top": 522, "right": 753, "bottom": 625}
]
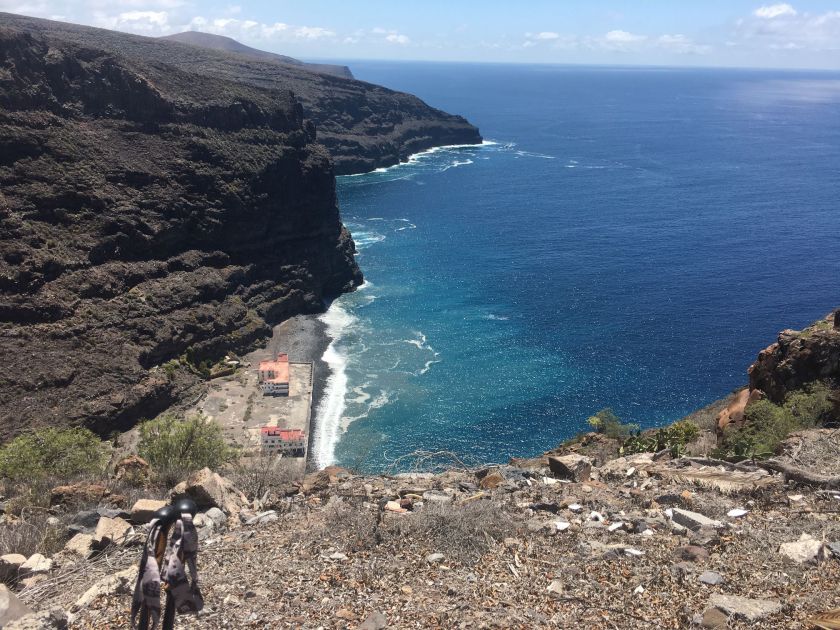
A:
[{"left": 311, "top": 62, "right": 840, "bottom": 472}]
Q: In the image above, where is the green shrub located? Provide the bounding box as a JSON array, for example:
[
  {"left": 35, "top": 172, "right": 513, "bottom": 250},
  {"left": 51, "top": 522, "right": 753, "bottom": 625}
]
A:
[
  {"left": 587, "top": 408, "right": 639, "bottom": 439},
  {"left": 715, "top": 382, "right": 836, "bottom": 460},
  {"left": 0, "top": 427, "right": 107, "bottom": 483},
  {"left": 138, "top": 413, "right": 236, "bottom": 485},
  {"left": 624, "top": 419, "right": 700, "bottom": 457}
]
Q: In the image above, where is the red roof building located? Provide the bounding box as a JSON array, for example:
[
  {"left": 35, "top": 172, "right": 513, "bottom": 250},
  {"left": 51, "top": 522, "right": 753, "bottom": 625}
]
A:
[
  {"left": 260, "top": 426, "right": 306, "bottom": 456},
  {"left": 258, "top": 353, "right": 289, "bottom": 396}
]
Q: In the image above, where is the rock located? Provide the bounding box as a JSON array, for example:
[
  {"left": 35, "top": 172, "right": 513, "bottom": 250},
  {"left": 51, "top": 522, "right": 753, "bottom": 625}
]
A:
[
  {"left": 426, "top": 553, "right": 445, "bottom": 564},
  {"left": 129, "top": 499, "right": 168, "bottom": 524},
  {"left": 827, "top": 541, "right": 840, "bottom": 558},
  {"left": 674, "top": 545, "right": 709, "bottom": 562},
  {"left": 97, "top": 507, "right": 130, "bottom": 520},
  {"left": 715, "top": 388, "right": 751, "bottom": 434},
  {"left": 705, "top": 594, "right": 782, "bottom": 622},
  {"left": 548, "top": 455, "right": 592, "bottom": 482},
  {"left": 359, "top": 611, "right": 388, "bottom": 630},
  {"left": 546, "top": 580, "right": 564, "bottom": 596},
  {"left": 67, "top": 510, "right": 101, "bottom": 536},
  {"left": 92, "top": 516, "right": 133, "bottom": 549},
  {"left": 422, "top": 489, "right": 455, "bottom": 504},
  {"left": 567, "top": 503, "right": 583, "bottom": 513},
  {"left": 479, "top": 471, "right": 505, "bottom": 490},
  {"left": 300, "top": 466, "right": 351, "bottom": 494},
  {"left": 329, "top": 552, "right": 348, "bottom": 561},
  {"left": 727, "top": 508, "right": 749, "bottom": 518},
  {"left": 72, "top": 567, "right": 137, "bottom": 612},
  {"left": 698, "top": 571, "right": 724, "bottom": 586},
  {"left": 529, "top": 502, "right": 560, "bottom": 514},
  {"left": 19, "top": 554, "right": 52, "bottom": 577},
  {"left": 779, "top": 533, "right": 826, "bottom": 564},
  {"left": 0, "top": 555, "right": 27, "bottom": 582},
  {"left": 335, "top": 609, "right": 355, "bottom": 621},
  {"left": 700, "top": 607, "right": 729, "bottom": 629},
  {"left": 193, "top": 513, "right": 209, "bottom": 528},
  {"left": 0, "top": 585, "right": 33, "bottom": 626},
  {"left": 63, "top": 534, "right": 94, "bottom": 559},
  {"left": 205, "top": 507, "right": 227, "bottom": 528},
  {"left": 669, "top": 508, "right": 723, "bottom": 532},
  {"left": 385, "top": 501, "right": 406, "bottom": 514},
  {"left": 555, "top": 521, "right": 571, "bottom": 532},
  {"left": 245, "top": 511, "right": 278, "bottom": 525},
  {"left": 170, "top": 468, "right": 247, "bottom": 515},
  {"left": 5, "top": 609, "right": 69, "bottom": 630},
  {"left": 49, "top": 483, "right": 109, "bottom": 507},
  {"left": 114, "top": 455, "right": 150, "bottom": 485}
]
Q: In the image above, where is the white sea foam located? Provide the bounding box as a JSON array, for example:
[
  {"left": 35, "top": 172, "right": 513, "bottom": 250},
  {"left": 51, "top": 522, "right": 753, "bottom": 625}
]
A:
[
  {"left": 483, "top": 313, "right": 510, "bottom": 321},
  {"left": 312, "top": 301, "right": 356, "bottom": 468}
]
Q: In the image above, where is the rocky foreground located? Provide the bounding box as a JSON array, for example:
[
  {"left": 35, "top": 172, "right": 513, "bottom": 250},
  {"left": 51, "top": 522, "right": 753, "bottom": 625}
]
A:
[{"left": 1, "top": 426, "right": 837, "bottom": 629}]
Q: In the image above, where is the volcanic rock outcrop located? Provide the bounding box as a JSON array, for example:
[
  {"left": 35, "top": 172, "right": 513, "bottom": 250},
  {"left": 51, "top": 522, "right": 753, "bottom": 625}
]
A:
[{"left": 748, "top": 312, "right": 840, "bottom": 403}]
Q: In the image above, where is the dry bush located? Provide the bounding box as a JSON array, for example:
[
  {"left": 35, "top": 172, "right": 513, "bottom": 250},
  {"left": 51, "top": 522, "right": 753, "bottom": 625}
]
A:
[
  {"left": 321, "top": 497, "right": 381, "bottom": 552},
  {"left": 229, "top": 453, "right": 301, "bottom": 502},
  {"left": 0, "top": 510, "right": 68, "bottom": 582},
  {"left": 396, "top": 500, "right": 517, "bottom": 564}
]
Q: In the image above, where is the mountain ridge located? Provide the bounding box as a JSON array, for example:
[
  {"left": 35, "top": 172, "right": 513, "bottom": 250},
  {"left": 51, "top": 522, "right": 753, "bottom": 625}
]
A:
[{"left": 159, "top": 31, "right": 354, "bottom": 79}]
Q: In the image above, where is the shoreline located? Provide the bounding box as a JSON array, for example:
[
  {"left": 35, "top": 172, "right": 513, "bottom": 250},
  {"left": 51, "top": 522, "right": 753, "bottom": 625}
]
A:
[{"left": 265, "top": 313, "right": 332, "bottom": 471}]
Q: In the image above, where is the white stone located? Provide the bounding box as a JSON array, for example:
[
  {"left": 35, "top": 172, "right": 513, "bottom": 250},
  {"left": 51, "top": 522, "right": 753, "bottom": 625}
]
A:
[
  {"left": 779, "top": 533, "right": 826, "bottom": 564},
  {"left": 589, "top": 511, "right": 604, "bottom": 522},
  {"left": 426, "top": 553, "right": 445, "bottom": 564},
  {"left": 624, "top": 548, "right": 644, "bottom": 557},
  {"left": 329, "top": 552, "right": 348, "bottom": 561},
  {"left": 19, "top": 554, "right": 51, "bottom": 577},
  {"left": 633, "top": 585, "right": 645, "bottom": 594},
  {"left": 567, "top": 503, "right": 582, "bottom": 513},
  {"left": 727, "top": 508, "right": 749, "bottom": 518},
  {"left": 546, "top": 580, "right": 563, "bottom": 596},
  {"left": 554, "top": 521, "right": 571, "bottom": 532},
  {"left": 608, "top": 522, "right": 624, "bottom": 532}
]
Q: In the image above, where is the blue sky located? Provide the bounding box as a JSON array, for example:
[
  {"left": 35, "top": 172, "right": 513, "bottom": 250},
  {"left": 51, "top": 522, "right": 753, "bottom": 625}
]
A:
[{"left": 3, "top": 1, "right": 840, "bottom": 69}]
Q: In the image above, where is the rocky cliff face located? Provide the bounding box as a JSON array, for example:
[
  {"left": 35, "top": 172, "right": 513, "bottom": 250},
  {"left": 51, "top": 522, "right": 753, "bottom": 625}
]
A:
[
  {"left": 0, "top": 25, "right": 362, "bottom": 439},
  {"left": 749, "top": 311, "right": 840, "bottom": 403},
  {"left": 0, "top": 13, "right": 482, "bottom": 175}
]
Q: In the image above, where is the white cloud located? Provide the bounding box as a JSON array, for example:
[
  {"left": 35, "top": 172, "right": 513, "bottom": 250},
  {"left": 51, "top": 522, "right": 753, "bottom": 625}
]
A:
[
  {"left": 95, "top": 10, "right": 171, "bottom": 33},
  {"left": 657, "top": 34, "right": 711, "bottom": 54},
  {"left": 754, "top": 4, "right": 797, "bottom": 19},
  {"left": 604, "top": 30, "right": 647, "bottom": 43},
  {"left": 295, "top": 26, "right": 335, "bottom": 39},
  {"left": 534, "top": 31, "right": 560, "bottom": 41},
  {"left": 738, "top": 8, "right": 840, "bottom": 51},
  {"left": 385, "top": 32, "right": 410, "bottom": 44}
]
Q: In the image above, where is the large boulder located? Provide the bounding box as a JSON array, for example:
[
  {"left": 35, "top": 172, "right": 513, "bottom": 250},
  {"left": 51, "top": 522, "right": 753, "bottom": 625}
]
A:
[
  {"left": 170, "top": 468, "right": 247, "bottom": 514},
  {"left": 0, "top": 585, "right": 33, "bottom": 626},
  {"left": 300, "top": 466, "right": 351, "bottom": 495},
  {"left": 129, "top": 499, "right": 167, "bottom": 524},
  {"left": 548, "top": 454, "right": 592, "bottom": 482},
  {"left": 92, "top": 516, "right": 133, "bottom": 549},
  {"left": 63, "top": 534, "right": 95, "bottom": 559},
  {"left": 779, "top": 533, "right": 827, "bottom": 564}
]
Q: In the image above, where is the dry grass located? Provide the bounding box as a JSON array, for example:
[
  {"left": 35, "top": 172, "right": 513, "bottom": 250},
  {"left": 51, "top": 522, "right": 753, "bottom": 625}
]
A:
[
  {"left": 397, "top": 500, "right": 518, "bottom": 564},
  {"left": 229, "top": 453, "right": 301, "bottom": 503}
]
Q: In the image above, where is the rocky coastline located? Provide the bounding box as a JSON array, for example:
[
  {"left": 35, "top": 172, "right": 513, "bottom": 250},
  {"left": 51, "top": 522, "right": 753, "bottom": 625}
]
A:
[{"left": 0, "top": 14, "right": 481, "bottom": 441}]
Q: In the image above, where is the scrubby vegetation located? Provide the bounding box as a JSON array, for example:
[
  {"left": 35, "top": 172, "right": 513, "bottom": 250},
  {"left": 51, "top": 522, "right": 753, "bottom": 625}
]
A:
[
  {"left": 623, "top": 419, "right": 700, "bottom": 457},
  {"left": 587, "top": 408, "right": 639, "bottom": 439},
  {"left": 716, "top": 381, "right": 836, "bottom": 460},
  {"left": 0, "top": 427, "right": 107, "bottom": 483},
  {"left": 138, "top": 413, "right": 237, "bottom": 485}
]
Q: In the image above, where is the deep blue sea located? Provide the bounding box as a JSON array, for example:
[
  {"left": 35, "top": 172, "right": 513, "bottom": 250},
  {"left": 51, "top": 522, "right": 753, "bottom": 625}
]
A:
[{"left": 311, "top": 62, "right": 840, "bottom": 472}]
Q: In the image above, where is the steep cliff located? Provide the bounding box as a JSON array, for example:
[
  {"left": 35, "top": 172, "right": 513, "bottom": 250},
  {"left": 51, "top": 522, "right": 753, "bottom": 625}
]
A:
[
  {"left": 0, "top": 13, "right": 483, "bottom": 175},
  {"left": 0, "top": 25, "right": 362, "bottom": 439},
  {"left": 749, "top": 310, "right": 840, "bottom": 403}
]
